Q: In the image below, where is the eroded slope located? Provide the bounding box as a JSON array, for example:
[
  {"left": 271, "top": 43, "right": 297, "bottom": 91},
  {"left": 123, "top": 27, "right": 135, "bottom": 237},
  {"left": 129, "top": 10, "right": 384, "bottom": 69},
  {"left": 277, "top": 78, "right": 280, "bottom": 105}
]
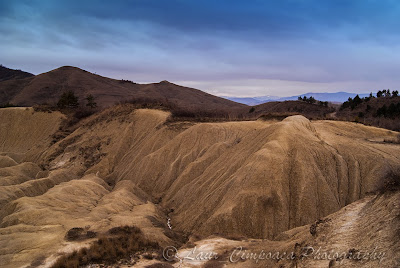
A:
[{"left": 0, "top": 106, "right": 399, "bottom": 267}]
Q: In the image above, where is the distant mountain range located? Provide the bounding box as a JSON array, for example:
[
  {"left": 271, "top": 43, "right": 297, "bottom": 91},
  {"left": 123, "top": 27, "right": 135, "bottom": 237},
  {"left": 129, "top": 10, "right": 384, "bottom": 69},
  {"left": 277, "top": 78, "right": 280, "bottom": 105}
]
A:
[{"left": 223, "top": 92, "right": 373, "bottom": 105}]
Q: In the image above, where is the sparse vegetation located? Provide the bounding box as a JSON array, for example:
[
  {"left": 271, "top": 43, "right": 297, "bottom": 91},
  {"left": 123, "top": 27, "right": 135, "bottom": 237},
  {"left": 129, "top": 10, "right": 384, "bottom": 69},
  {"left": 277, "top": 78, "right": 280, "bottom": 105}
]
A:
[
  {"left": 0, "top": 102, "right": 16, "bottom": 108},
  {"left": 125, "top": 97, "right": 247, "bottom": 122},
  {"left": 65, "top": 227, "right": 97, "bottom": 241},
  {"left": 309, "top": 218, "right": 331, "bottom": 236},
  {"left": 85, "top": 94, "right": 97, "bottom": 108},
  {"left": 57, "top": 90, "right": 79, "bottom": 108},
  {"left": 384, "top": 134, "right": 400, "bottom": 144},
  {"left": 298, "top": 96, "right": 316, "bottom": 104},
  {"left": 119, "top": 79, "right": 135, "bottom": 84},
  {"left": 52, "top": 226, "right": 160, "bottom": 268},
  {"left": 337, "top": 89, "right": 400, "bottom": 131},
  {"left": 297, "top": 95, "right": 329, "bottom": 107}
]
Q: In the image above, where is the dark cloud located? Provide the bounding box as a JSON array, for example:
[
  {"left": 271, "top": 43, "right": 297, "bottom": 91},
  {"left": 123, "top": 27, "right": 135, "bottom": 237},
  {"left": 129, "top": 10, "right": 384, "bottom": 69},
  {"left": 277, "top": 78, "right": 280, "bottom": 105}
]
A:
[{"left": 1, "top": 0, "right": 400, "bottom": 95}]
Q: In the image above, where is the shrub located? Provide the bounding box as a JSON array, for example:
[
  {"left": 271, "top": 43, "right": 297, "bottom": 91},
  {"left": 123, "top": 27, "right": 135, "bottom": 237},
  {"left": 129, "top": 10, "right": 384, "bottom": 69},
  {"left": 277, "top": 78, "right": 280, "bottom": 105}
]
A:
[
  {"left": 119, "top": 79, "right": 135, "bottom": 84},
  {"left": 73, "top": 107, "right": 96, "bottom": 120},
  {"left": 309, "top": 218, "right": 331, "bottom": 236},
  {"left": 65, "top": 227, "right": 97, "bottom": 241},
  {"left": 52, "top": 226, "right": 160, "bottom": 268},
  {"left": 384, "top": 134, "right": 400, "bottom": 144},
  {"left": 0, "top": 102, "right": 16, "bottom": 108},
  {"left": 65, "top": 227, "right": 85, "bottom": 241},
  {"left": 57, "top": 90, "right": 79, "bottom": 108},
  {"left": 85, "top": 94, "right": 97, "bottom": 108}
]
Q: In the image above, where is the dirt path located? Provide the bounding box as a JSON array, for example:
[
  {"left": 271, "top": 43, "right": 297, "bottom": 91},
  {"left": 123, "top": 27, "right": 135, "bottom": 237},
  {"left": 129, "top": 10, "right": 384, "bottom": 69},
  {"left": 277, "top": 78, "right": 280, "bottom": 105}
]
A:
[{"left": 328, "top": 198, "right": 370, "bottom": 251}]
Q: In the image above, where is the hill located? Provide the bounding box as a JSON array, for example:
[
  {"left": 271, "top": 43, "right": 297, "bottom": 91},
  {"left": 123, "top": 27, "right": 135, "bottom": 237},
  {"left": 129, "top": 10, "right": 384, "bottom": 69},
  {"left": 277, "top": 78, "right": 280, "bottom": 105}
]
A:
[
  {"left": 337, "top": 92, "right": 400, "bottom": 131},
  {"left": 249, "top": 100, "right": 336, "bottom": 119},
  {"left": 0, "top": 66, "right": 365, "bottom": 123},
  {"left": 0, "top": 106, "right": 399, "bottom": 267},
  {"left": 0, "top": 66, "right": 245, "bottom": 113},
  {"left": 0, "top": 65, "right": 34, "bottom": 82}
]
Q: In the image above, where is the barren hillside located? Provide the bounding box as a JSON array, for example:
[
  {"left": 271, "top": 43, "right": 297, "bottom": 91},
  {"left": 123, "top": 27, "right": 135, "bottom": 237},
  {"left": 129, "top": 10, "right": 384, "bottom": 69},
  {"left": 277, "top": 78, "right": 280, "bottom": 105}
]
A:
[
  {"left": 0, "top": 106, "right": 399, "bottom": 267},
  {"left": 0, "top": 65, "right": 34, "bottom": 82},
  {"left": 0, "top": 66, "right": 245, "bottom": 112}
]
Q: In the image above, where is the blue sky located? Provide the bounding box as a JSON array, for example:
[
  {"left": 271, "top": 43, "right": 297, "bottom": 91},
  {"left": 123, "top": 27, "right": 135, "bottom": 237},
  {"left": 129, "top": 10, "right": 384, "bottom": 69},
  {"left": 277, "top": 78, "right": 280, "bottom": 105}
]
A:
[{"left": 1, "top": 0, "right": 400, "bottom": 97}]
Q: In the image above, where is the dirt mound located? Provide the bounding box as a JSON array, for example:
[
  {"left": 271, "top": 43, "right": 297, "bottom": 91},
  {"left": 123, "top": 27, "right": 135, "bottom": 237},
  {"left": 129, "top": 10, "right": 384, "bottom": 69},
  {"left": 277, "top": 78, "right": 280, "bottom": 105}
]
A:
[
  {"left": 0, "top": 107, "right": 65, "bottom": 161},
  {"left": 0, "top": 106, "right": 399, "bottom": 267},
  {"left": 163, "top": 191, "right": 399, "bottom": 268},
  {"left": 0, "top": 156, "right": 17, "bottom": 168},
  {"left": 36, "top": 107, "right": 400, "bottom": 240}
]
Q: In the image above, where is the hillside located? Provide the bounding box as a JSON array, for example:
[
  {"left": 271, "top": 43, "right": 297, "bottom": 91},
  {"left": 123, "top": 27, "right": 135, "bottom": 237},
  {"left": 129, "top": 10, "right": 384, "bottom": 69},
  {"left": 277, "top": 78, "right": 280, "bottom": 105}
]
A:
[
  {"left": 0, "top": 106, "right": 399, "bottom": 267},
  {"left": 0, "top": 66, "right": 245, "bottom": 112},
  {"left": 337, "top": 94, "right": 400, "bottom": 131},
  {"left": 0, "top": 66, "right": 352, "bottom": 122},
  {"left": 0, "top": 65, "right": 34, "bottom": 82},
  {"left": 168, "top": 191, "right": 399, "bottom": 268},
  {"left": 250, "top": 100, "right": 336, "bottom": 119}
]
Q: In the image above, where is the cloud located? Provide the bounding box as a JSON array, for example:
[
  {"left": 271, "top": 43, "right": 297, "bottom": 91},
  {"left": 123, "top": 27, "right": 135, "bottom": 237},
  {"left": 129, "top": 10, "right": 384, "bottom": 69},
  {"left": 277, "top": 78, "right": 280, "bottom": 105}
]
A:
[{"left": 1, "top": 0, "right": 400, "bottom": 96}]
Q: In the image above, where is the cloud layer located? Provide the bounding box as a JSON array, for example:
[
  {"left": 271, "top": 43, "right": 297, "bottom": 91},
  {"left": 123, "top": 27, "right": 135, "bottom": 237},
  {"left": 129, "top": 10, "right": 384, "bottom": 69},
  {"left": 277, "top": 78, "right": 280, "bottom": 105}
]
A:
[{"left": 1, "top": 0, "right": 399, "bottom": 96}]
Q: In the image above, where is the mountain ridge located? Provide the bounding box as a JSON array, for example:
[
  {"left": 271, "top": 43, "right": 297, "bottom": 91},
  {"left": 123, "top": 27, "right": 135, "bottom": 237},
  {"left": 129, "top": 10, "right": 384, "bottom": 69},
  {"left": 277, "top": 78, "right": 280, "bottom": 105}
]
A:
[
  {"left": 0, "top": 66, "right": 246, "bottom": 111},
  {"left": 0, "top": 65, "right": 34, "bottom": 82}
]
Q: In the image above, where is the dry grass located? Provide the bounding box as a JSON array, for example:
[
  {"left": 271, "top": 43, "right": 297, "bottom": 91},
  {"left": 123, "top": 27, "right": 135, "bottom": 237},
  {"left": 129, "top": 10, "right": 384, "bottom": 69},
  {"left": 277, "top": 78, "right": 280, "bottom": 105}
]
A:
[
  {"left": 384, "top": 134, "right": 400, "bottom": 144},
  {"left": 52, "top": 226, "right": 160, "bottom": 268},
  {"left": 257, "top": 113, "right": 298, "bottom": 121}
]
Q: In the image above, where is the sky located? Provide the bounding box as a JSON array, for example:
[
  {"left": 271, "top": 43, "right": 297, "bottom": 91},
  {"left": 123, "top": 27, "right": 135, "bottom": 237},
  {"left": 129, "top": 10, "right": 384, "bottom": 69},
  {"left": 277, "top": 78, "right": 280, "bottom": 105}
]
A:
[{"left": 1, "top": 0, "right": 400, "bottom": 97}]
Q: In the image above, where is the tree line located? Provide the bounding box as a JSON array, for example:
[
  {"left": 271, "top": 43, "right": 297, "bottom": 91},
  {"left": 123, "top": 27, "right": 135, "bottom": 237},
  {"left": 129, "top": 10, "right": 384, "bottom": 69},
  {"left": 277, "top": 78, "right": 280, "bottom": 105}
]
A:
[
  {"left": 297, "top": 96, "right": 329, "bottom": 107},
  {"left": 340, "top": 89, "right": 399, "bottom": 111},
  {"left": 339, "top": 89, "right": 400, "bottom": 119}
]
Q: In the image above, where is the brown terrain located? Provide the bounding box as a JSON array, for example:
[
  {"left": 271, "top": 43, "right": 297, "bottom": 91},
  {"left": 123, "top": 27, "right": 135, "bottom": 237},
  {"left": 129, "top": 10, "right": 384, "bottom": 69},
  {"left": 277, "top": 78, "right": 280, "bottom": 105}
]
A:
[
  {"left": 337, "top": 95, "right": 400, "bottom": 131},
  {"left": 0, "top": 65, "right": 34, "bottom": 82},
  {"left": 250, "top": 100, "right": 335, "bottom": 119},
  {"left": 0, "top": 66, "right": 342, "bottom": 121},
  {"left": 0, "top": 66, "right": 245, "bottom": 113},
  {"left": 0, "top": 104, "right": 399, "bottom": 268},
  {"left": 0, "top": 66, "right": 399, "bottom": 268}
]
